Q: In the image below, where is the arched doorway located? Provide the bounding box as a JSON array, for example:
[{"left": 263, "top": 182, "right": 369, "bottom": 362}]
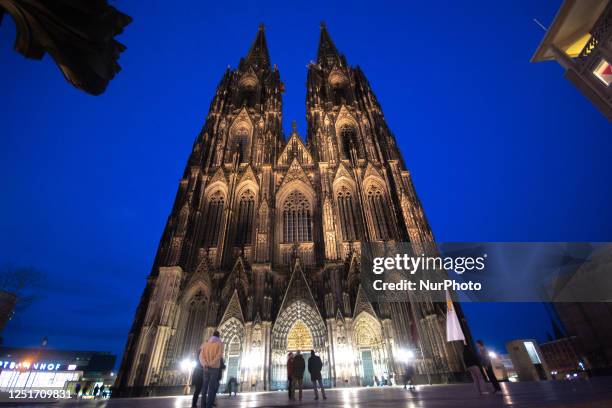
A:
[
  {"left": 353, "top": 312, "right": 387, "bottom": 386},
  {"left": 218, "top": 318, "right": 244, "bottom": 387},
  {"left": 270, "top": 301, "right": 328, "bottom": 390}
]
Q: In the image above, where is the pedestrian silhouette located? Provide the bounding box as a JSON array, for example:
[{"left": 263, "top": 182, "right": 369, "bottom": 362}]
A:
[
  {"left": 476, "top": 340, "right": 501, "bottom": 394},
  {"left": 291, "top": 351, "right": 305, "bottom": 401},
  {"left": 199, "top": 331, "right": 225, "bottom": 408},
  {"left": 308, "top": 349, "right": 326, "bottom": 400},
  {"left": 192, "top": 348, "right": 204, "bottom": 408},
  {"left": 227, "top": 376, "right": 238, "bottom": 397},
  {"left": 403, "top": 361, "right": 415, "bottom": 390},
  {"left": 463, "top": 344, "right": 489, "bottom": 395},
  {"left": 286, "top": 352, "right": 294, "bottom": 400}
]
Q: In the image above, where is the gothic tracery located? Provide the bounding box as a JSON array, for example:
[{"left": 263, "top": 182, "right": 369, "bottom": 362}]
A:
[{"left": 117, "top": 24, "right": 465, "bottom": 397}]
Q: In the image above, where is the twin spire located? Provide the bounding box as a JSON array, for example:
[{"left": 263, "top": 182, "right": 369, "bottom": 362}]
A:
[
  {"left": 317, "top": 22, "right": 340, "bottom": 65},
  {"left": 244, "top": 23, "right": 341, "bottom": 68},
  {"left": 245, "top": 23, "right": 271, "bottom": 67}
]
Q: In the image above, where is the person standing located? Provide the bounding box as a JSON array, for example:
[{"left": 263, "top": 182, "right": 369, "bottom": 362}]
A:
[
  {"left": 403, "top": 362, "right": 415, "bottom": 390},
  {"left": 463, "top": 344, "right": 488, "bottom": 395},
  {"left": 192, "top": 348, "right": 204, "bottom": 408},
  {"left": 476, "top": 340, "right": 501, "bottom": 394},
  {"left": 308, "top": 350, "right": 326, "bottom": 400},
  {"left": 291, "top": 351, "right": 305, "bottom": 401},
  {"left": 199, "top": 331, "right": 224, "bottom": 408},
  {"left": 286, "top": 352, "right": 294, "bottom": 400},
  {"left": 227, "top": 376, "right": 238, "bottom": 397}
]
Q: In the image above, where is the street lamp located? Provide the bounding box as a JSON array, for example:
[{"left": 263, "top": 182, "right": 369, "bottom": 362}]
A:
[
  {"left": 397, "top": 348, "right": 414, "bottom": 363},
  {"left": 336, "top": 346, "right": 351, "bottom": 384},
  {"left": 180, "top": 358, "right": 197, "bottom": 394}
]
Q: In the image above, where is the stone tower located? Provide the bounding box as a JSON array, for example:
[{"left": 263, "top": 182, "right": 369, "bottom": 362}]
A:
[{"left": 115, "top": 24, "right": 465, "bottom": 397}]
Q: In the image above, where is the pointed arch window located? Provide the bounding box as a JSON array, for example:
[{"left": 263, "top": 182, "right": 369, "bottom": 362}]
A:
[
  {"left": 240, "top": 89, "right": 256, "bottom": 108},
  {"left": 282, "top": 190, "right": 313, "bottom": 243},
  {"left": 332, "top": 85, "right": 348, "bottom": 106},
  {"left": 236, "top": 190, "right": 255, "bottom": 246},
  {"left": 238, "top": 75, "right": 258, "bottom": 108},
  {"left": 337, "top": 186, "right": 357, "bottom": 241},
  {"left": 181, "top": 290, "right": 207, "bottom": 358},
  {"left": 367, "top": 186, "right": 391, "bottom": 240},
  {"left": 340, "top": 124, "right": 357, "bottom": 160},
  {"left": 232, "top": 126, "right": 251, "bottom": 163},
  {"left": 203, "top": 191, "right": 225, "bottom": 246}
]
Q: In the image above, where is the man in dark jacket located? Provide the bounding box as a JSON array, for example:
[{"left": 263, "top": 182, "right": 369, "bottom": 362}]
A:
[
  {"left": 463, "top": 344, "right": 488, "bottom": 395},
  {"left": 192, "top": 349, "right": 204, "bottom": 408},
  {"left": 308, "top": 349, "right": 326, "bottom": 400},
  {"left": 476, "top": 340, "right": 501, "bottom": 394},
  {"left": 291, "top": 351, "right": 306, "bottom": 401},
  {"left": 287, "top": 352, "right": 294, "bottom": 399}
]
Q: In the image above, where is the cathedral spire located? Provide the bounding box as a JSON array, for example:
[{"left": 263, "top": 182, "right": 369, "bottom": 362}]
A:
[
  {"left": 317, "top": 22, "right": 340, "bottom": 65},
  {"left": 245, "top": 23, "right": 270, "bottom": 68}
]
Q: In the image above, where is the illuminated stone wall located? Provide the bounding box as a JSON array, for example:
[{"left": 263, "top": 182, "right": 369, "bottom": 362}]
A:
[{"left": 115, "top": 25, "right": 465, "bottom": 396}]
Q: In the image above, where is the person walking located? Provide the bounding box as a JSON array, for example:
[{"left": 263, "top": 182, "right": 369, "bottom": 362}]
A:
[
  {"left": 93, "top": 385, "right": 100, "bottom": 398},
  {"left": 227, "top": 376, "right": 238, "bottom": 397},
  {"left": 476, "top": 340, "right": 501, "bottom": 394},
  {"left": 308, "top": 349, "right": 326, "bottom": 400},
  {"left": 291, "top": 351, "right": 305, "bottom": 401},
  {"left": 99, "top": 385, "right": 106, "bottom": 399},
  {"left": 286, "top": 352, "right": 294, "bottom": 400},
  {"left": 463, "top": 344, "right": 488, "bottom": 395},
  {"left": 192, "top": 348, "right": 204, "bottom": 408},
  {"left": 403, "top": 361, "right": 415, "bottom": 390},
  {"left": 199, "top": 331, "right": 224, "bottom": 408}
]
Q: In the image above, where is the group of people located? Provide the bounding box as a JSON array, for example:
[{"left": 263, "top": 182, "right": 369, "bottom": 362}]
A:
[
  {"left": 192, "top": 330, "right": 501, "bottom": 406},
  {"left": 286, "top": 350, "right": 326, "bottom": 401},
  {"left": 73, "top": 383, "right": 108, "bottom": 399},
  {"left": 192, "top": 331, "right": 328, "bottom": 408},
  {"left": 462, "top": 340, "right": 502, "bottom": 396}
]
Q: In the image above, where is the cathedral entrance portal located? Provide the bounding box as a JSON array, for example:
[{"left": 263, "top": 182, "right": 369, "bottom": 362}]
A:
[
  {"left": 270, "top": 301, "right": 328, "bottom": 390},
  {"left": 353, "top": 312, "right": 388, "bottom": 386},
  {"left": 218, "top": 318, "right": 244, "bottom": 387}
]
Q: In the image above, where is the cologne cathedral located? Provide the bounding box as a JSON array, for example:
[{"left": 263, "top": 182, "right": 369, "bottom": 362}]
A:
[{"left": 116, "top": 24, "right": 465, "bottom": 396}]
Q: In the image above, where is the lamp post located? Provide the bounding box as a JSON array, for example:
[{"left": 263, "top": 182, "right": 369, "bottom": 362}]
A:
[
  {"left": 180, "top": 358, "right": 197, "bottom": 395},
  {"left": 336, "top": 346, "right": 351, "bottom": 385}
]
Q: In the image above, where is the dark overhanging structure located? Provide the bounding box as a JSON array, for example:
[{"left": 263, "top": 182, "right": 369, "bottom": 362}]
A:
[
  {"left": 531, "top": 0, "right": 612, "bottom": 121},
  {"left": 0, "top": 0, "right": 131, "bottom": 95}
]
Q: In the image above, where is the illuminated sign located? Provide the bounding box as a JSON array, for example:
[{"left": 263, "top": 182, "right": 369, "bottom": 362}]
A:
[{"left": 0, "top": 361, "right": 62, "bottom": 371}]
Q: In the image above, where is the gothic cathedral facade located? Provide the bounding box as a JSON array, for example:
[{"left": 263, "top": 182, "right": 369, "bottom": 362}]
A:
[{"left": 116, "top": 24, "right": 465, "bottom": 396}]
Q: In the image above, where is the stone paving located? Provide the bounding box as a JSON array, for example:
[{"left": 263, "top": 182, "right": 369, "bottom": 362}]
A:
[{"left": 10, "top": 378, "right": 612, "bottom": 408}]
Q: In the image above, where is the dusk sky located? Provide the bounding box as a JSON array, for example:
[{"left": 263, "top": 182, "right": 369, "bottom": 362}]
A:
[{"left": 1, "top": 0, "right": 611, "bottom": 364}]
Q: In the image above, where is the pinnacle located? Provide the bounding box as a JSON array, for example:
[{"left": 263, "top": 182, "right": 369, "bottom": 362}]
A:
[
  {"left": 246, "top": 24, "right": 270, "bottom": 68},
  {"left": 317, "top": 23, "right": 340, "bottom": 65}
]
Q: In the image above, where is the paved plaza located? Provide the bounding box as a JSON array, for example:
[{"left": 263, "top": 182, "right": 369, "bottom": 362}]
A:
[{"left": 10, "top": 378, "right": 612, "bottom": 408}]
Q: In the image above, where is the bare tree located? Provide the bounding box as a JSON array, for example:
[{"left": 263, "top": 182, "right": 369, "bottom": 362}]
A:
[{"left": 0, "top": 265, "right": 45, "bottom": 312}]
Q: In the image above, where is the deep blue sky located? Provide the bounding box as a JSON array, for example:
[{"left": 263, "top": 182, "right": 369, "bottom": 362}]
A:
[{"left": 1, "top": 0, "right": 611, "bottom": 362}]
